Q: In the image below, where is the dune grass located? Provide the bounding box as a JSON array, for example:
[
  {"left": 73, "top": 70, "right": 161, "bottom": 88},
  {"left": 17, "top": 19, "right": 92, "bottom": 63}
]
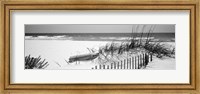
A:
[
  {"left": 25, "top": 55, "right": 49, "bottom": 69},
  {"left": 68, "top": 25, "right": 175, "bottom": 64},
  {"left": 97, "top": 25, "right": 175, "bottom": 62}
]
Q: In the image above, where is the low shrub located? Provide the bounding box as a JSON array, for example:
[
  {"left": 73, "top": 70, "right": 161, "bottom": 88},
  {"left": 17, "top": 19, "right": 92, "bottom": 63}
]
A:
[{"left": 25, "top": 55, "right": 49, "bottom": 69}]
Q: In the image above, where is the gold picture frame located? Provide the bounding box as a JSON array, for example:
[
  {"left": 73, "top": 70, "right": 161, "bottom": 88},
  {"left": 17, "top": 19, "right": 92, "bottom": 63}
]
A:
[{"left": 0, "top": 0, "right": 199, "bottom": 93}]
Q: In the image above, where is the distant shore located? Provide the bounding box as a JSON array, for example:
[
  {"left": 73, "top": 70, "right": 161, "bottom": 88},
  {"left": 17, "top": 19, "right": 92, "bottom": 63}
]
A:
[{"left": 25, "top": 36, "right": 175, "bottom": 42}]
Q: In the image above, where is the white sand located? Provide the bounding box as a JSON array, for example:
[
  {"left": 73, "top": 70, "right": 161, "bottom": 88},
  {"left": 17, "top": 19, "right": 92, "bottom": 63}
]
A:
[
  {"left": 144, "top": 56, "right": 175, "bottom": 70},
  {"left": 25, "top": 40, "right": 175, "bottom": 70},
  {"left": 25, "top": 40, "right": 108, "bottom": 69}
]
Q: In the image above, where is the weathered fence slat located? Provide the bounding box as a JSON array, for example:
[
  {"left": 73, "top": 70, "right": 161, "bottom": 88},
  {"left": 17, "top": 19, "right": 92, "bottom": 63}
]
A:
[
  {"left": 121, "top": 61, "right": 123, "bottom": 69},
  {"left": 124, "top": 59, "right": 126, "bottom": 69},
  {"left": 103, "top": 65, "right": 105, "bottom": 69},
  {"left": 93, "top": 52, "right": 152, "bottom": 70},
  {"left": 135, "top": 56, "right": 137, "bottom": 69},
  {"left": 127, "top": 58, "right": 129, "bottom": 69},
  {"left": 132, "top": 57, "right": 134, "bottom": 69}
]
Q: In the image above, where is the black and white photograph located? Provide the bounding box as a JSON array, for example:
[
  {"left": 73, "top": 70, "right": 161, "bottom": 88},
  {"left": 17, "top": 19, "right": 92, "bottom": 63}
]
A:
[{"left": 25, "top": 24, "right": 175, "bottom": 70}]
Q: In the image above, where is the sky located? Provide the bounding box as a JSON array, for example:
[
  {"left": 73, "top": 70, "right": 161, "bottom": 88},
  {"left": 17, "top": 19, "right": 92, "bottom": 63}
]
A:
[{"left": 25, "top": 24, "right": 175, "bottom": 33}]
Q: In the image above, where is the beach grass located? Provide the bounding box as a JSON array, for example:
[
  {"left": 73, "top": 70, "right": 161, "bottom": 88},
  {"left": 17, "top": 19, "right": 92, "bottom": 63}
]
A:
[
  {"left": 63, "top": 25, "right": 175, "bottom": 65},
  {"left": 25, "top": 55, "right": 49, "bottom": 69},
  {"left": 97, "top": 25, "right": 175, "bottom": 62}
]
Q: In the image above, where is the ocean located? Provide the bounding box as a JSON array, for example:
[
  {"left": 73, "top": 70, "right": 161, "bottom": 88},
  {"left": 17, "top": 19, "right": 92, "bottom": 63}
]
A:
[{"left": 25, "top": 33, "right": 175, "bottom": 42}]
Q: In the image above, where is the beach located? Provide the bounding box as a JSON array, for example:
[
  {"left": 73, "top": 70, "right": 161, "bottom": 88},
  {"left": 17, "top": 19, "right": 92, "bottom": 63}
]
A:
[
  {"left": 25, "top": 38, "right": 175, "bottom": 70},
  {"left": 25, "top": 40, "right": 108, "bottom": 69}
]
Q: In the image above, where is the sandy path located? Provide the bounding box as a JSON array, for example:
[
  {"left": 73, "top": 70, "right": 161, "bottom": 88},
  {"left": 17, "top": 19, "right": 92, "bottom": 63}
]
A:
[{"left": 144, "top": 56, "right": 175, "bottom": 70}]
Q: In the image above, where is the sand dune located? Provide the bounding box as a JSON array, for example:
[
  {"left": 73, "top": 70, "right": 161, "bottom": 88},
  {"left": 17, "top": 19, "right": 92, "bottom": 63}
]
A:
[{"left": 25, "top": 39, "right": 175, "bottom": 70}]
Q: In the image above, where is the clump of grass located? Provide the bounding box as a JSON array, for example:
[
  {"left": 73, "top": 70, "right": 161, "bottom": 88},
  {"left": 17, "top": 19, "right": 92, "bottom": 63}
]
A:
[
  {"left": 144, "top": 42, "right": 175, "bottom": 58},
  {"left": 97, "top": 25, "right": 175, "bottom": 61},
  {"left": 25, "top": 55, "right": 49, "bottom": 69}
]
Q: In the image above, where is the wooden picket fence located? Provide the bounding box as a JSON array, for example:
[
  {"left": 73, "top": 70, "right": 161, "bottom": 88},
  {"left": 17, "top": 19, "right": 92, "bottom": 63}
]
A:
[{"left": 91, "top": 52, "right": 153, "bottom": 70}]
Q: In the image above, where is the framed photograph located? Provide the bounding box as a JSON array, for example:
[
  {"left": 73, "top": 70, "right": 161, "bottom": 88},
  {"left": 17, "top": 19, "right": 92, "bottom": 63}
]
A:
[{"left": 0, "top": 0, "right": 199, "bottom": 93}]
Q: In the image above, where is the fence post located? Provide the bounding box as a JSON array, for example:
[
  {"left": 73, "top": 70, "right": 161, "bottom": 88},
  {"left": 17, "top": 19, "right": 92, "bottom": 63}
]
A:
[
  {"left": 135, "top": 56, "right": 137, "bottom": 69},
  {"left": 132, "top": 57, "right": 134, "bottom": 69},
  {"left": 140, "top": 55, "right": 142, "bottom": 69},
  {"left": 127, "top": 58, "right": 129, "bottom": 69},
  {"left": 143, "top": 53, "right": 145, "bottom": 66},
  {"left": 124, "top": 59, "right": 126, "bottom": 69},
  {"left": 113, "top": 62, "right": 116, "bottom": 69},
  {"left": 140, "top": 54, "right": 142, "bottom": 68},
  {"left": 134, "top": 56, "right": 135, "bottom": 69},
  {"left": 121, "top": 61, "right": 123, "bottom": 69},
  {"left": 139, "top": 54, "right": 141, "bottom": 68},
  {"left": 150, "top": 53, "right": 153, "bottom": 61},
  {"left": 138, "top": 55, "right": 140, "bottom": 69},
  {"left": 95, "top": 66, "right": 97, "bottom": 69},
  {"left": 140, "top": 54, "right": 143, "bottom": 68},
  {"left": 145, "top": 53, "right": 149, "bottom": 66},
  {"left": 147, "top": 53, "right": 149, "bottom": 65},
  {"left": 129, "top": 58, "right": 131, "bottom": 69}
]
